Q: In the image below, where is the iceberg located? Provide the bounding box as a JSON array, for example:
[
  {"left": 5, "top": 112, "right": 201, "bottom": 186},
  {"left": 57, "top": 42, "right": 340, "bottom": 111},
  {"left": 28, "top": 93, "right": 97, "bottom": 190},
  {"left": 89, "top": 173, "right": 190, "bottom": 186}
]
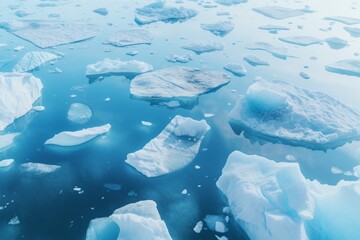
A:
[
  {"left": 344, "top": 27, "right": 360, "bottom": 37},
  {"left": 325, "top": 37, "right": 348, "bottom": 49},
  {"left": 223, "top": 63, "right": 247, "bottom": 77},
  {"left": 0, "top": 73, "right": 43, "bottom": 131},
  {"left": 0, "top": 20, "right": 99, "bottom": 48},
  {"left": 246, "top": 42, "right": 289, "bottom": 59},
  {"left": 215, "top": 0, "right": 247, "bottom": 6},
  {"left": 324, "top": 16, "right": 360, "bottom": 25},
  {"left": 325, "top": 59, "right": 360, "bottom": 77},
  {"left": 0, "top": 133, "right": 20, "bottom": 150},
  {"left": 243, "top": 55, "right": 269, "bottom": 66},
  {"left": 44, "top": 124, "right": 111, "bottom": 147},
  {"left": 135, "top": 1, "right": 197, "bottom": 25},
  {"left": 13, "top": 51, "right": 59, "bottom": 72},
  {"left": 125, "top": 116, "right": 210, "bottom": 177},
  {"left": 105, "top": 29, "right": 152, "bottom": 47},
  {"left": 229, "top": 80, "right": 360, "bottom": 150},
  {"left": 166, "top": 54, "right": 192, "bottom": 63},
  {"left": 130, "top": 67, "right": 231, "bottom": 99},
  {"left": 86, "top": 200, "right": 172, "bottom": 240},
  {"left": 279, "top": 36, "right": 322, "bottom": 46},
  {"left": 182, "top": 42, "right": 224, "bottom": 55},
  {"left": 253, "top": 6, "right": 306, "bottom": 20},
  {"left": 201, "top": 21, "right": 234, "bottom": 37},
  {"left": 86, "top": 58, "right": 153, "bottom": 78},
  {"left": 20, "top": 162, "right": 61, "bottom": 176},
  {"left": 0, "top": 159, "right": 14, "bottom": 168},
  {"left": 67, "top": 103, "right": 92, "bottom": 124}
]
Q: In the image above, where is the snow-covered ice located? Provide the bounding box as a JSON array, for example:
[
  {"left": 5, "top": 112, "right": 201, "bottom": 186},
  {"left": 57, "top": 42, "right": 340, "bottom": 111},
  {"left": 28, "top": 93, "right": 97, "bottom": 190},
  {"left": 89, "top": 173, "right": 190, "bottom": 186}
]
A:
[
  {"left": 86, "top": 58, "right": 153, "bottom": 77},
  {"left": 246, "top": 42, "right": 289, "bottom": 59},
  {"left": 229, "top": 80, "right": 360, "bottom": 150},
  {"left": 105, "top": 29, "right": 152, "bottom": 47},
  {"left": 13, "top": 51, "right": 59, "bottom": 72},
  {"left": 325, "top": 59, "right": 360, "bottom": 77},
  {"left": 201, "top": 21, "right": 234, "bottom": 37},
  {"left": 279, "top": 36, "right": 322, "bottom": 46},
  {"left": 324, "top": 16, "right": 360, "bottom": 25},
  {"left": 125, "top": 116, "right": 210, "bottom": 177},
  {"left": 223, "top": 63, "right": 247, "bottom": 77},
  {"left": 20, "top": 162, "right": 61, "bottom": 176},
  {"left": 86, "top": 200, "right": 172, "bottom": 240},
  {"left": 0, "top": 73, "right": 43, "bottom": 131},
  {"left": 67, "top": 103, "right": 92, "bottom": 124},
  {"left": 0, "top": 133, "right": 20, "bottom": 150},
  {"left": 130, "top": 67, "right": 231, "bottom": 99},
  {"left": 253, "top": 6, "right": 307, "bottom": 20},
  {"left": 44, "top": 124, "right": 111, "bottom": 147},
  {"left": 135, "top": 2, "right": 197, "bottom": 25},
  {"left": 243, "top": 55, "right": 269, "bottom": 66},
  {"left": 182, "top": 42, "right": 224, "bottom": 55}
]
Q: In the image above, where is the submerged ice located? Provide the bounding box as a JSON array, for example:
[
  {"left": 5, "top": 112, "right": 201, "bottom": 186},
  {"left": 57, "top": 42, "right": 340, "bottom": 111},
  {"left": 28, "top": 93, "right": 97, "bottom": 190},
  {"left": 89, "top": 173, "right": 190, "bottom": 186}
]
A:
[
  {"left": 20, "top": 162, "right": 61, "bottom": 176},
  {"left": 67, "top": 103, "right": 92, "bottom": 124},
  {"left": 229, "top": 80, "right": 360, "bottom": 150},
  {"left": 125, "top": 116, "right": 210, "bottom": 177},
  {"left": 13, "top": 51, "right": 59, "bottom": 72}
]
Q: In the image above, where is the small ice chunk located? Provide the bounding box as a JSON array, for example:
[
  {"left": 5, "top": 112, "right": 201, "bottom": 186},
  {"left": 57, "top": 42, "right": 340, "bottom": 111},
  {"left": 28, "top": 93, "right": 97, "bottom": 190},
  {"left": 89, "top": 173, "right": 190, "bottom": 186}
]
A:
[
  {"left": 259, "top": 24, "right": 290, "bottom": 31},
  {"left": 182, "top": 42, "right": 224, "bottom": 55},
  {"left": 93, "top": 8, "right": 108, "bottom": 16},
  {"left": 285, "top": 154, "right": 297, "bottom": 161},
  {"left": 193, "top": 221, "right": 203, "bottom": 233},
  {"left": 13, "top": 51, "right": 59, "bottom": 72},
  {"left": 126, "top": 51, "right": 138, "bottom": 56},
  {"left": 0, "top": 43, "right": 7, "bottom": 48},
  {"left": 201, "top": 21, "right": 234, "bottom": 37},
  {"left": 166, "top": 54, "right": 192, "bottom": 63},
  {"left": 125, "top": 116, "right": 210, "bottom": 177},
  {"left": 253, "top": 6, "right": 307, "bottom": 20},
  {"left": 44, "top": 124, "right": 111, "bottom": 147},
  {"left": 0, "top": 159, "right": 14, "bottom": 168},
  {"left": 105, "top": 97, "right": 111, "bottom": 102},
  {"left": 141, "top": 121, "right": 152, "bottom": 127},
  {"left": 135, "top": 2, "right": 197, "bottom": 25},
  {"left": 0, "top": 133, "right": 20, "bottom": 150},
  {"left": 331, "top": 167, "right": 343, "bottom": 175},
  {"left": 20, "top": 162, "right": 61, "bottom": 176},
  {"left": 325, "top": 59, "right": 360, "bottom": 77},
  {"left": 344, "top": 27, "right": 360, "bottom": 37},
  {"left": 325, "top": 37, "right": 348, "bottom": 49},
  {"left": 181, "top": 189, "right": 188, "bottom": 195},
  {"left": 299, "top": 71, "right": 310, "bottom": 79},
  {"left": 8, "top": 216, "right": 20, "bottom": 225},
  {"left": 204, "top": 113, "right": 215, "bottom": 118},
  {"left": 215, "top": 0, "right": 247, "bottom": 6},
  {"left": 203, "top": 215, "right": 229, "bottom": 233},
  {"left": 243, "top": 55, "right": 269, "bottom": 66},
  {"left": 246, "top": 42, "right": 289, "bottom": 59},
  {"left": 14, "top": 46, "right": 24, "bottom": 51},
  {"left": 32, "top": 106, "right": 45, "bottom": 112},
  {"left": 324, "top": 16, "right": 360, "bottom": 25},
  {"left": 224, "top": 63, "right": 247, "bottom": 77},
  {"left": 67, "top": 103, "right": 92, "bottom": 124},
  {"left": 105, "top": 29, "right": 152, "bottom": 47},
  {"left": 279, "top": 36, "right": 322, "bottom": 46},
  {"left": 103, "top": 183, "right": 122, "bottom": 191}
]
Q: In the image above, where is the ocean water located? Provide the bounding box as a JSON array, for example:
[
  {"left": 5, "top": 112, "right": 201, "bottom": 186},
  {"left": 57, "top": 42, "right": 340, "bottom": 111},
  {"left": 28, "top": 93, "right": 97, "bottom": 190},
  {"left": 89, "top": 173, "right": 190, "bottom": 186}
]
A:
[{"left": 0, "top": 0, "right": 360, "bottom": 239}]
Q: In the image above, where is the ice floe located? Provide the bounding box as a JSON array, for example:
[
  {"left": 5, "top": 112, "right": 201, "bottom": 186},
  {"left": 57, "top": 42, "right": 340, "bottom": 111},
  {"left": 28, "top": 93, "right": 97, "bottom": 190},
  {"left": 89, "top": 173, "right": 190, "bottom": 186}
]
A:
[
  {"left": 253, "top": 6, "right": 307, "bottom": 20},
  {"left": 246, "top": 42, "right": 289, "bottom": 59},
  {"left": 0, "top": 133, "right": 20, "bottom": 150},
  {"left": 324, "top": 16, "right": 360, "bottom": 25},
  {"left": 20, "top": 162, "right": 61, "bottom": 176},
  {"left": 0, "top": 21, "right": 99, "bottom": 48},
  {"left": 0, "top": 159, "right": 14, "bottom": 168},
  {"left": 325, "top": 37, "right": 348, "bottom": 49},
  {"left": 223, "top": 63, "right": 247, "bottom": 77},
  {"left": 243, "top": 55, "right": 269, "bottom": 66},
  {"left": 279, "top": 36, "right": 322, "bottom": 46},
  {"left": 135, "top": 1, "right": 197, "bottom": 25},
  {"left": 229, "top": 80, "right": 360, "bottom": 150},
  {"left": 67, "top": 103, "right": 92, "bottom": 124},
  {"left": 86, "top": 58, "right": 153, "bottom": 77},
  {"left": 166, "top": 54, "right": 192, "bottom": 63},
  {"left": 44, "top": 124, "right": 111, "bottom": 147},
  {"left": 0, "top": 73, "right": 43, "bottom": 131},
  {"left": 105, "top": 29, "right": 152, "bottom": 47},
  {"left": 201, "top": 21, "right": 234, "bottom": 37},
  {"left": 13, "top": 51, "right": 59, "bottom": 72},
  {"left": 215, "top": 0, "right": 247, "bottom": 6},
  {"left": 344, "top": 27, "right": 360, "bottom": 37},
  {"left": 130, "top": 67, "right": 230, "bottom": 100},
  {"left": 86, "top": 200, "right": 172, "bottom": 240},
  {"left": 182, "top": 42, "right": 224, "bottom": 55},
  {"left": 325, "top": 59, "right": 360, "bottom": 77},
  {"left": 125, "top": 115, "right": 210, "bottom": 177},
  {"left": 258, "top": 24, "right": 290, "bottom": 33}
]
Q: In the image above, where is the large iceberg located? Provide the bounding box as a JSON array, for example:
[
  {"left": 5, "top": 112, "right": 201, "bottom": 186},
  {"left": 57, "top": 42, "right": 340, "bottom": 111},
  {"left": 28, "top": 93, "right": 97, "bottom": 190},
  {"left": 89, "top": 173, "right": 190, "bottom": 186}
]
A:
[
  {"left": 0, "top": 133, "right": 20, "bottom": 151},
  {"left": 86, "top": 200, "right": 172, "bottom": 240},
  {"left": 279, "top": 36, "right": 322, "bottom": 46},
  {"left": 246, "top": 42, "right": 289, "bottom": 59},
  {"left": 130, "top": 67, "right": 231, "bottom": 100},
  {"left": 135, "top": 1, "right": 197, "bottom": 25},
  {"left": 44, "top": 124, "right": 111, "bottom": 147},
  {"left": 20, "top": 162, "right": 61, "bottom": 176},
  {"left": 0, "top": 21, "right": 99, "bottom": 48},
  {"left": 229, "top": 80, "right": 360, "bottom": 150},
  {"left": 217, "top": 151, "right": 360, "bottom": 240},
  {"left": 86, "top": 58, "right": 153, "bottom": 78},
  {"left": 201, "top": 21, "right": 234, "bottom": 37},
  {"left": 125, "top": 116, "right": 210, "bottom": 177},
  {"left": 182, "top": 42, "right": 224, "bottom": 55},
  {"left": 13, "top": 51, "right": 59, "bottom": 72},
  {"left": 67, "top": 103, "right": 92, "bottom": 124},
  {"left": 105, "top": 29, "right": 152, "bottom": 47},
  {"left": 253, "top": 6, "right": 306, "bottom": 20},
  {"left": 0, "top": 73, "right": 43, "bottom": 131},
  {"left": 325, "top": 59, "right": 360, "bottom": 77}
]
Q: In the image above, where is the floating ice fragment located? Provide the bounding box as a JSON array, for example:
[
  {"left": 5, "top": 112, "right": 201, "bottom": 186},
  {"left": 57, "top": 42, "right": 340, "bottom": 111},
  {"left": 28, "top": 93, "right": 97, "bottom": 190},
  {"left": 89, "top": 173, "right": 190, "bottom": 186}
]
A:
[
  {"left": 193, "top": 220, "right": 203, "bottom": 233},
  {"left": 325, "top": 37, "right": 348, "bottom": 49},
  {"left": 344, "top": 27, "right": 360, "bottom": 37},
  {"left": 20, "top": 162, "right": 61, "bottom": 176},
  {"left": 325, "top": 59, "right": 360, "bottom": 77},
  {"left": 224, "top": 63, "right": 247, "bottom": 77},
  {"left": 259, "top": 24, "right": 290, "bottom": 32},
  {"left": 182, "top": 42, "right": 224, "bottom": 55},
  {"left": 243, "top": 55, "right": 269, "bottom": 66},
  {"left": 299, "top": 71, "right": 310, "bottom": 79},
  {"left": 166, "top": 54, "right": 192, "bottom": 63},
  {"left": 203, "top": 215, "right": 229, "bottom": 233},
  {"left": 13, "top": 51, "right": 59, "bottom": 72},
  {"left": 141, "top": 121, "right": 152, "bottom": 127},
  {"left": 14, "top": 46, "right": 24, "bottom": 51},
  {"left": 229, "top": 80, "right": 360, "bottom": 150},
  {"left": 45, "top": 124, "right": 111, "bottom": 147},
  {"left": 135, "top": 1, "right": 197, "bottom": 25},
  {"left": 0, "top": 133, "right": 20, "bottom": 150},
  {"left": 201, "top": 21, "right": 234, "bottom": 37},
  {"left": 204, "top": 113, "right": 215, "bottom": 118},
  {"left": 324, "top": 16, "right": 360, "bottom": 25},
  {"left": 181, "top": 189, "right": 188, "bottom": 195},
  {"left": 331, "top": 167, "right": 343, "bottom": 175},
  {"left": 0, "top": 159, "right": 14, "bottom": 168},
  {"left": 32, "top": 106, "right": 45, "bottom": 112},
  {"left": 125, "top": 116, "right": 210, "bottom": 177},
  {"left": 93, "top": 8, "right": 108, "bottom": 16},
  {"left": 8, "top": 216, "right": 20, "bottom": 225},
  {"left": 67, "top": 103, "right": 92, "bottom": 124},
  {"left": 105, "top": 29, "right": 152, "bottom": 47},
  {"left": 215, "top": 0, "right": 247, "bottom": 6},
  {"left": 279, "top": 36, "right": 322, "bottom": 46},
  {"left": 0, "top": 73, "right": 43, "bottom": 131},
  {"left": 246, "top": 42, "right": 289, "bottom": 59},
  {"left": 253, "top": 6, "right": 307, "bottom": 20}
]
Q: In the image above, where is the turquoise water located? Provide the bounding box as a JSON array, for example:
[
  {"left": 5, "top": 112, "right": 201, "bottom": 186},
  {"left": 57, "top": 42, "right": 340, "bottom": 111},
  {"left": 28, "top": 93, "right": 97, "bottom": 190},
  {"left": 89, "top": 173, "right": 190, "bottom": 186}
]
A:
[{"left": 0, "top": 0, "right": 360, "bottom": 239}]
